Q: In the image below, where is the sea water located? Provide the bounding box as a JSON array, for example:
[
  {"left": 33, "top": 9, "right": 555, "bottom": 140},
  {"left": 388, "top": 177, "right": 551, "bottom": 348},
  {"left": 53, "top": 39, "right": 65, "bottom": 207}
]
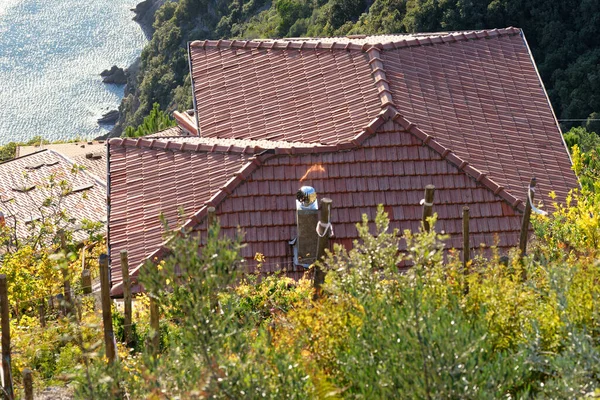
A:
[{"left": 0, "top": 0, "right": 147, "bottom": 145}]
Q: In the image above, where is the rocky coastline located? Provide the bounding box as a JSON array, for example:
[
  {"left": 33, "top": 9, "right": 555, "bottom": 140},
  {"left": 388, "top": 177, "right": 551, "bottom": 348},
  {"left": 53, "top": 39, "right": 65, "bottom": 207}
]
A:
[
  {"left": 100, "top": 66, "right": 128, "bottom": 84},
  {"left": 131, "top": 0, "right": 168, "bottom": 39},
  {"left": 96, "top": 0, "right": 168, "bottom": 139}
]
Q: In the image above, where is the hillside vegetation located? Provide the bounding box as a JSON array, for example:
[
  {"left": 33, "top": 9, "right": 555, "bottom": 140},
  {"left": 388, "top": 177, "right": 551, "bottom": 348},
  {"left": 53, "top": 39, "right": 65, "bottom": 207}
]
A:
[
  {"left": 4, "top": 148, "right": 600, "bottom": 398},
  {"left": 118, "top": 0, "right": 600, "bottom": 136}
]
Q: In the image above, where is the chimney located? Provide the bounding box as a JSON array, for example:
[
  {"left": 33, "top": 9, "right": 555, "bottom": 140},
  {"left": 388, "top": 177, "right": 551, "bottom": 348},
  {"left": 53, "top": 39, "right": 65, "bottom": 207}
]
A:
[{"left": 294, "top": 186, "right": 320, "bottom": 267}]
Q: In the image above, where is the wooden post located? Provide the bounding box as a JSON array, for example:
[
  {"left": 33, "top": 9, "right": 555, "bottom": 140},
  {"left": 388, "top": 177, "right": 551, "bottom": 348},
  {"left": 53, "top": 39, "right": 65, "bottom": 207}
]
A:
[
  {"left": 519, "top": 177, "right": 536, "bottom": 258},
  {"left": 120, "top": 250, "right": 132, "bottom": 347},
  {"left": 207, "top": 207, "right": 216, "bottom": 229},
  {"left": 81, "top": 270, "right": 92, "bottom": 295},
  {"left": 421, "top": 185, "right": 435, "bottom": 232},
  {"left": 99, "top": 254, "right": 116, "bottom": 363},
  {"left": 462, "top": 206, "right": 470, "bottom": 272},
  {"left": 38, "top": 303, "right": 46, "bottom": 328},
  {"left": 313, "top": 198, "right": 332, "bottom": 300},
  {"left": 58, "top": 230, "right": 73, "bottom": 316},
  {"left": 22, "top": 368, "right": 33, "bottom": 400},
  {"left": 0, "top": 275, "right": 13, "bottom": 399},
  {"left": 149, "top": 298, "right": 160, "bottom": 357}
]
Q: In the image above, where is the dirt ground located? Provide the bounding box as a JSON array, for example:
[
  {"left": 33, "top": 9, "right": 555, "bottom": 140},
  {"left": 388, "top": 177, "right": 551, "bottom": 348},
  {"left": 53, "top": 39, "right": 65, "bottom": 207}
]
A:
[{"left": 36, "top": 386, "right": 74, "bottom": 399}]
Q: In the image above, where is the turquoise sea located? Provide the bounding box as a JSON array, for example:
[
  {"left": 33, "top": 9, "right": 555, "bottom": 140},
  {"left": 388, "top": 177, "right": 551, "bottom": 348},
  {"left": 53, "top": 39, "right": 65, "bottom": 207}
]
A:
[{"left": 0, "top": 0, "right": 147, "bottom": 145}]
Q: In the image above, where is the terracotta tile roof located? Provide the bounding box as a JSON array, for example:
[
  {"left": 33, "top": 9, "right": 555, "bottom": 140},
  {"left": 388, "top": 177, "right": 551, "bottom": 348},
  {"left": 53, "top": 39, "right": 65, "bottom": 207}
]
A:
[
  {"left": 17, "top": 141, "right": 108, "bottom": 183},
  {"left": 0, "top": 150, "right": 106, "bottom": 242},
  {"left": 70, "top": 153, "right": 106, "bottom": 182},
  {"left": 190, "top": 118, "right": 524, "bottom": 274},
  {"left": 134, "top": 135, "right": 322, "bottom": 152},
  {"left": 108, "top": 27, "right": 579, "bottom": 295},
  {"left": 189, "top": 41, "right": 382, "bottom": 144}
]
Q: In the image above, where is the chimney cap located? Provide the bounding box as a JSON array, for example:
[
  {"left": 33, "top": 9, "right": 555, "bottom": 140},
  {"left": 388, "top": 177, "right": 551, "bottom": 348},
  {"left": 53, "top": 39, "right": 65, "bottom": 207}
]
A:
[{"left": 296, "top": 186, "right": 317, "bottom": 209}]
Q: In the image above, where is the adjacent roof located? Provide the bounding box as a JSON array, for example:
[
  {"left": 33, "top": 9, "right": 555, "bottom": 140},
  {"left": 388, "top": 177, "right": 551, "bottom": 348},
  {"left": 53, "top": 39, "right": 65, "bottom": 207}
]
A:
[
  {"left": 108, "top": 28, "right": 579, "bottom": 295},
  {"left": 17, "top": 141, "right": 107, "bottom": 183},
  {"left": 0, "top": 150, "right": 106, "bottom": 242},
  {"left": 17, "top": 140, "right": 106, "bottom": 158}
]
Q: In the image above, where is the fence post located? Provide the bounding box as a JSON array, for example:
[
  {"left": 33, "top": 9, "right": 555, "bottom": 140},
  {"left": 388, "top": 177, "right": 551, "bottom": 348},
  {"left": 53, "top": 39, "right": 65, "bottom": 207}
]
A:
[
  {"left": 207, "top": 207, "right": 216, "bottom": 230},
  {"left": 22, "top": 368, "right": 32, "bottom": 400},
  {"left": 120, "top": 250, "right": 133, "bottom": 347},
  {"left": 58, "top": 230, "right": 73, "bottom": 316},
  {"left": 421, "top": 185, "right": 435, "bottom": 232},
  {"left": 81, "top": 270, "right": 92, "bottom": 295},
  {"left": 313, "top": 198, "right": 332, "bottom": 300},
  {"left": 149, "top": 298, "right": 160, "bottom": 357},
  {"left": 519, "top": 177, "right": 536, "bottom": 258},
  {"left": 0, "top": 275, "right": 13, "bottom": 399},
  {"left": 38, "top": 303, "right": 46, "bottom": 328},
  {"left": 99, "top": 254, "right": 116, "bottom": 363},
  {"left": 462, "top": 206, "right": 470, "bottom": 272}
]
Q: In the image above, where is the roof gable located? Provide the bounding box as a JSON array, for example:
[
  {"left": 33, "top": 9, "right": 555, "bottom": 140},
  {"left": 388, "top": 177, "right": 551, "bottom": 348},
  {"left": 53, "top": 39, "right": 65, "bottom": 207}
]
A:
[{"left": 109, "top": 118, "right": 525, "bottom": 294}]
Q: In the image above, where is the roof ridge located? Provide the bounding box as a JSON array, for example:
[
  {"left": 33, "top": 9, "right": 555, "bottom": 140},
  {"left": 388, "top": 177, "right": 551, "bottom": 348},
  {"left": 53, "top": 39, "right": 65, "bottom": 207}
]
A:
[
  {"left": 386, "top": 108, "right": 525, "bottom": 212},
  {"left": 109, "top": 135, "right": 342, "bottom": 155},
  {"left": 366, "top": 47, "right": 394, "bottom": 109},
  {"left": 189, "top": 27, "right": 521, "bottom": 53}
]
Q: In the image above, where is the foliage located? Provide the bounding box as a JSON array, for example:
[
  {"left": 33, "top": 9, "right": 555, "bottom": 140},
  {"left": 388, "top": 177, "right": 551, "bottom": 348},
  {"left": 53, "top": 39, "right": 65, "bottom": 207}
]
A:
[
  {"left": 69, "top": 197, "right": 600, "bottom": 398},
  {"left": 122, "top": 102, "right": 176, "bottom": 138},
  {"left": 0, "top": 167, "right": 106, "bottom": 395},
  {"left": 563, "top": 126, "right": 600, "bottom": 191}
]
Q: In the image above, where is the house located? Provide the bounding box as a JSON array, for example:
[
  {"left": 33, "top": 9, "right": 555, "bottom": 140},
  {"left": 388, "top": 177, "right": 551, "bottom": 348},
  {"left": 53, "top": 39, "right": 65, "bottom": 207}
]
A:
[
  {"left": 0, "top": 146, "right": 106, "bottom": 245},
  {"left": 107, "top": 27, "right": 578, "bottom": 296}
]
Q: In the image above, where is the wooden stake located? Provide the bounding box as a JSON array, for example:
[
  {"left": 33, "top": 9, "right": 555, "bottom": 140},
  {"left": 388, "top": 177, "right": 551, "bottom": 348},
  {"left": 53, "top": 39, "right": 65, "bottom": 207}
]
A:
[
  {"left": 0, "top": 275, "right": 13, "bottom": 399},
  {"left": 120, "top": 250, "right": 133, "bottom": 347},
  {"left": 58, "top": 230, "right": 72, "bottom": 316},
  {"left": 38, "top": 303, "right": 46, "bottom": 328},
  {"left": 207, "top": 207, "right": 216, "bottom": 230},
  {"left": 22, "top": 368, "right": 32, "bottom": 400},
  {"left": 313, "top": 198, "right": 332, "bottom": 300},
  {"left": 519, "top": 177, "right": 536, "bottom": 258},
  {"left": 149, "top": 298, "right": 160, "bottom": 357},
  {"left": 81, "top": 270, "right": 92, "bottom": 295},
  {"left": 462, "top": 206, "right": 470, "bottom": 272},
  {"left": 99, "top": 254, "right": 116, "bottom": 363},
  {"left": 421, "top": 185, "right": 435, "bottom": 232}
]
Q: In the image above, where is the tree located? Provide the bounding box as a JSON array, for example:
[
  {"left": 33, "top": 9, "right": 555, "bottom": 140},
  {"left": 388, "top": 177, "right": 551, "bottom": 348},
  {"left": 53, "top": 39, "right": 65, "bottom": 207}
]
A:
[{"left": 123, "top": 103, "right": 177, "bottom": 138}]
